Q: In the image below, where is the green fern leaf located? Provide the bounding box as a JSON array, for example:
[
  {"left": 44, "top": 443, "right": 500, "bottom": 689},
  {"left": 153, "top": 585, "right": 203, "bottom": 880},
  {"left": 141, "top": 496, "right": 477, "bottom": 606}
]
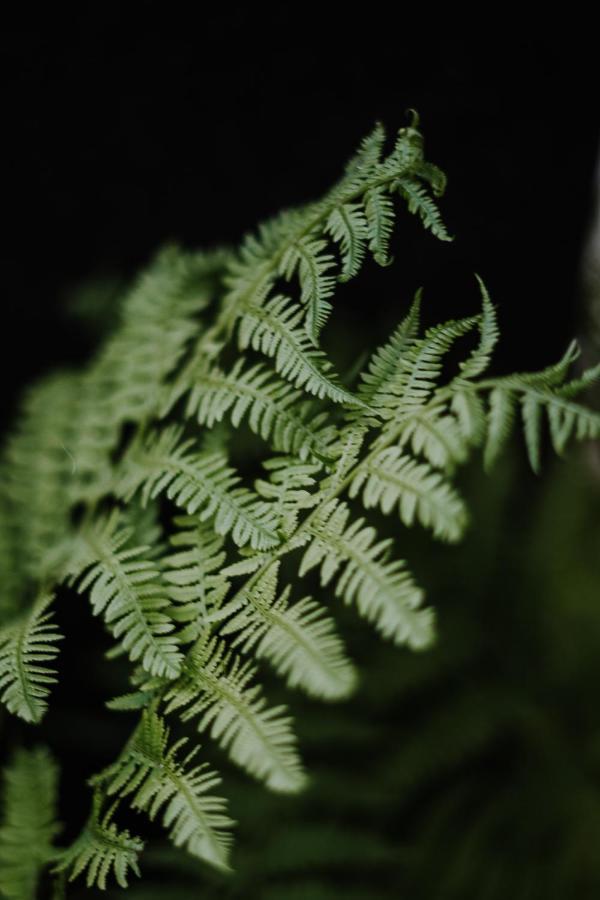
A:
[
  {"left": 237, "top": 294, "right": 363, "bottom": 406},
  {"left": 100, "top": 710, "right": 233, "bottom": 871},
  {"left": 0, "top": 747, "right": 60, "bottom": 900},
  {"left": 350, "top": 446, "right": 468, "bottom": 541},
  {"left": 221, "top": 562, "right": 357, "bottom": 700},
  {"left": 164, "top": 634, "right": 306, "bottom": 793},
  {"left": 0, "top": 594, "right": 62, "bottom": 723},
  {"left": 53, "top": 794, "right": 143, "bottom": 891},
  {"left": 162, "top": 517, "right": 230, "bottom": 642},
  {"left": 182, "top": 358, "right": 338, "bottom": 463},
  {"left": 117, "top": 427, "right": 281, "bottom": 551},
  {"left": 300, "top": 500, "right": 433, "bottom": 649},
  {"left": 71, "top": 514, "right": 183, "bottom": 679}
]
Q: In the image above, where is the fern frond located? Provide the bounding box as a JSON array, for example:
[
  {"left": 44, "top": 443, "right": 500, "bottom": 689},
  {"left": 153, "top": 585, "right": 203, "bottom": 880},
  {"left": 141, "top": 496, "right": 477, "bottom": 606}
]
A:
[
  {"left": 364, "top": 186, "right": 396, "bottom": 266},
  {"left": 353, "top": 291, "right": 422, "bottom": 411},
  {"left": 367, "top": 315, "right": 478, "bottom": 433},
  {"left": 117, "top": 427, "right": 281, "bottom": 551},
  {"left": 455, "top": 276, "right": 499, "bottom": 382},
  {"left": 222, "top": 562, "right": 357, "bottom": 700},
  {"left": 53, "top": 794, "right": 143, "bottom": 891},
  {"left": 182, "top": 358, "right": 339, "bottom": 463},
  {"left": 0, "top": 593, "right": 62, "bottom": 723},
  {"left": 224, "top": 118, "right": 449, "bottom": 344},
  {"left": 100, "top": 710, "right": 233, "bottom": 871},
  {"left": 300, "top": 500, "right": 433, "bottom": 649},
  {"left": 350, "top": 446, "right": 468, "bottom": 542},
  {"left": 70, "top": 514, "right": 182, "bottom": 679},
  {"left": 482, "top": 359, "right": 600, "bottom": 472},
  {"left": 237, "top": 294, "right": 362, "bottom": 405},
  {"left": 0, "top": 747, "right": 60, "bottom": 900},
  {"left": 164, "top": 634, "right": 306, "bottom": 793},
  {"left": 396, "top": 177, "right": 452, "bottom": 241},
  {"left": 279, "top": 236, "right": 337, "bottom": 341},
  {"left": 162, "top": 517, "right": 230, "bottom": 642}
]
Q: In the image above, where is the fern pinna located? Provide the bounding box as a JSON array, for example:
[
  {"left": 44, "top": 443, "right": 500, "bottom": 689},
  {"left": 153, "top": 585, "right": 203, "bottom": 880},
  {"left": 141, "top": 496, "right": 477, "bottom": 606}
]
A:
[{"left": 0, "top": 113, "right": 599, "bottom": 895}]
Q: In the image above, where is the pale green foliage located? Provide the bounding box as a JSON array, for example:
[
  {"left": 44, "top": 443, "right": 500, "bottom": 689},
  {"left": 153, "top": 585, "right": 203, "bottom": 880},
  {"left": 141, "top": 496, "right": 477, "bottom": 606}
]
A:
[
  {"left": 0, "top": 594, "right": 62, "bottom": 723},
  {"left": 0, "top": 747, "right": 60, "bottom": 900},
  {"left": 53, "top": 795, "right": 143, "bottom": 890},
  {"left": 0, "top": 116, "right": 598, "bottom": 891},
  {"left": 164, "top": 633, "right": 307, "bottom": 794},
  {"left": 97, "top": 710, "right": 233, "bottom": 871}
]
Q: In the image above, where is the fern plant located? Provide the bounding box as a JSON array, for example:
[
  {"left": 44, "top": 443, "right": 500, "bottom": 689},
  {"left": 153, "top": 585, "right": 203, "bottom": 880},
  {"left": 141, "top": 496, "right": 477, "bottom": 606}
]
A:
[{"left": 0, "top": 112, "right": 599, "bottom": 895}]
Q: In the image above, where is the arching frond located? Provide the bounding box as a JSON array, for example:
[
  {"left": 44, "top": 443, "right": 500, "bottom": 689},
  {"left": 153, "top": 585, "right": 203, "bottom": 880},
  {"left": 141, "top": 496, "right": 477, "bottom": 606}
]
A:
[
  {"left": 99, "top": 710, "right": 233, "bottom": 871},
  {"left": 223, "top": 118, "right": 451, "bottom": 343},
  {"left": 162, "top": 517, "right": 230, "bottom": 643},
  {"left": 70, "top": 514, "right": 182, "bottom": 679},
  {"left": 300, "top": 500, "right": 433, "bottom": 649},
  {"left": 222, "top": 563, "right": 357, "bottom": 701},
  {"left": 182, "top": 358, "right": 339, "bottom": 463},
  {"left": 350, "top": 446, "right": 468, "bottom": 542},
  {"left": 0, "top": 747, "right": 60, "bottom": 900},
  {"left": 237, "top": 294, "right": 362, "bottom": 406},
  {"left": 53, "top": 794, "right": 143, "bottom": 891},
  {"left": 164, "top": 634, "right": 306, "bottom": 794},
  {"left": 117, "top": 427, "right": 281, "bottom": 551},
  {"left": 0, "top": 594, "right": 62, "bottom": 723}
]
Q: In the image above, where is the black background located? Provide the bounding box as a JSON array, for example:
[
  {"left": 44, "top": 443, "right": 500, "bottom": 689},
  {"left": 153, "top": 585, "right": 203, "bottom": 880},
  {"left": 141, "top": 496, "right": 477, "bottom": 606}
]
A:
[{"left": 1, "top": 17, "right": 598, "bottom": 434}]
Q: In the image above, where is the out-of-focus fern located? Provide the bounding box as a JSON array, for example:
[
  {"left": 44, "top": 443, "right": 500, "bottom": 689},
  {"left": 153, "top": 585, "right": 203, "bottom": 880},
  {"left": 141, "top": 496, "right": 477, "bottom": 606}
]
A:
[
  {"left": 0, "top": 115, "right": 599, "bottom": 893},
  {"left": 0, "top": 747, "right": 60, "bottom": 900}
]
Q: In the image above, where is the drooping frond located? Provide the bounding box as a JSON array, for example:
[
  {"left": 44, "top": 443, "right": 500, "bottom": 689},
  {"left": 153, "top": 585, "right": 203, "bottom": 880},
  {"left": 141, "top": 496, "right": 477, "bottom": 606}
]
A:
[
  {"left": 98, "top": 710, "right": 233, "bottom": 871},
  {"left": 181, "top": 358, "right": 339, "bottom": 463},
  {"left": 455, "top": 276, "right": 499, "bottom": 383},
  {"left": 237, "top": 294, "right": 363, "bottom": 406},
  {"left": 117, "top": 427, "right": 282, "bottom": 551},
  {"left": 162, "top": 517, "right": 230, "bottom": 642},
  {"left": 224, "top": 117, "right": 450, "bottom": 344},
  {"left": 482, "top": 357, "right": 600, "bottom": 472},
  {"left": 0, "top": 593, "right": 62, "bottom": 723},
  {"left": 300, "top": 500, "right": 433, "bottom": 649},
  {"left": 53, "top": 794, "right": 143, "bottom": 891},
  {"left": 0, "top": 747, "right": 60, "bottom": 900},
  {"left": 68, "top": 514, "right": 182, "bottom": 679},
  {"left": 222, "top": 562, "right": 357, "bottom": 701},
  {"left": 164, "top": 634, "right": 306, "bottom": 793},
  {"left": 350, "top": 446, "right": 468, "bottom": 542},
  {"left": 395, "top": 177, "right": 452, "bottom": 241}
]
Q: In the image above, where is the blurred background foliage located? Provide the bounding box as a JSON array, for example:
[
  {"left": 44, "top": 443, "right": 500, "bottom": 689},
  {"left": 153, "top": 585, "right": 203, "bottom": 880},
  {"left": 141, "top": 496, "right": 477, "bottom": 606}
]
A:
[{"left": 1, "top": 18, "right": 600, "bottom": 898}]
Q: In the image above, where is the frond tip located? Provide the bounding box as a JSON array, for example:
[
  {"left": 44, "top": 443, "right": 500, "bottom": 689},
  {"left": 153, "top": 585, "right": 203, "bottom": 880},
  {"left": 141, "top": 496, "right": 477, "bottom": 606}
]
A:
[{"left": 53, "top": 794, "right": 143, "bottom": 891}]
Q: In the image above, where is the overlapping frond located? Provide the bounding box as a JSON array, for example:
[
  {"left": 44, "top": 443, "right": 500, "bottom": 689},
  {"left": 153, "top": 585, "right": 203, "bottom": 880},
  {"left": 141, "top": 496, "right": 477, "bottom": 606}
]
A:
[
  {"left": 117, "top": 427, "right": 282, "bottom": 551},
  {"left": 300, "top": 500, "right": 433, "bottom": 649},
  {"left": 181, "top": 358, "right": 339, "bottom": 463},
  {"left": 164, "top": 634, "right": 306, "bottom": 793},
  {"left": 68, "top": 514, "right": 182, "bottom": 679},
  {"left": 54, "top": 794, "right": 143, "bottom": 891},
  {"left": 225, "top": 117, "right": 451, "bottom": 348},
  {"left": 0, "top": 747, "right": 60, "bottom": 900},
  {"left": 237, "top": 294, "right": 362, "bottom": 405},
  {"left": 350, "top": 446, "right": 468, "bottom": 541},
  {"left": 222, "top": 562, "right": 357, "bottom": 700},
  {"left": 0, "top": 593, "right": 62, "bottom": 723},
  {"left": 162, "top": 517, "right": 230, "bottom": 642},
  {"left": 99, "top": 710, "right": 233, "bottom": 871}
]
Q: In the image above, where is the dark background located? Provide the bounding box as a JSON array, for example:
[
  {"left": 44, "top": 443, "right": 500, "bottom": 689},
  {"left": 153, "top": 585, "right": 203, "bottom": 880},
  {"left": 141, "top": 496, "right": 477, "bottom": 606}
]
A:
[
  {"left": 2, "top": 18, "right": 600, "bottom": 898},
  {"left": 1, "top": 19, "right": 598, "bottom": 434}
]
